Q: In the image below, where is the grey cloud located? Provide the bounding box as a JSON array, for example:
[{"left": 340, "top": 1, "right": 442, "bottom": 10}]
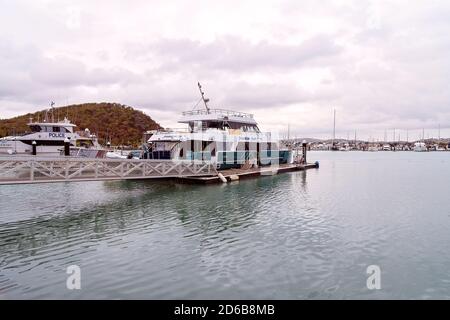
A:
[
  {"left": 2, "top": 1, "right": 450, "bottom": 139},
  {"left": 0, "top": 40, "right": 140, "bottom": 103},
  {"left": 222, "top": 82, "right": 337, "bottom": 109},
  {"left": 29, "top": 56, "right": 139, "bottom": 87},
  {"left": 146, "top": 35, "right": 341, "bottom": 72}
]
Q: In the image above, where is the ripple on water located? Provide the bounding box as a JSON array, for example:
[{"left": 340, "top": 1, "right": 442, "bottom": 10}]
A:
[{"left": 2, "top": 152, "right": 450, "bottom": 298}]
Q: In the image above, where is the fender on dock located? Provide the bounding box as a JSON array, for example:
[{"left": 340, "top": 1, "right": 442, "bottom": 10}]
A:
[{"left": 218, "top": 172, "right": 228, "bottom": 183}]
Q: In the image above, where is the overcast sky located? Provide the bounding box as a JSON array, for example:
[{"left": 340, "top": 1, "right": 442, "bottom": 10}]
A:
[{"left": 1, "top": 0, "right": 450, "bottom": 140}]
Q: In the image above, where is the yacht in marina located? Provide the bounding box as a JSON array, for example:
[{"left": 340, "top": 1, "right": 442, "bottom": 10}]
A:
[
  {"left": 0, "top": 117, "right": 103, "bottom": 157},
  {"left": 367, "top": 144, "right": 379, "bottom": 152},
  {"left": 339, "top": 143, "right": 350, "bottom": 151},
  {"left": 413, "top": 142, "right": 427, "bottom": 152},
  {"left": 146, "top": 83, "right": 293, "bottom": 169}
]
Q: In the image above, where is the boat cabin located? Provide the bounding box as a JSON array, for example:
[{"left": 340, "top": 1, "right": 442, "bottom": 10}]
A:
[
  {"left": 180, "top": 109, "right": 260, "bottom": 133},
  {"left": 27, "top": 118, "right": 76, "bottom": 135}
]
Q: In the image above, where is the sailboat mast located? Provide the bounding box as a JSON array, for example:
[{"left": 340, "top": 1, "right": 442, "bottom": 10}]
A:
[
  {"left": 332, "top": 109, "right": 336, "bottom": 145},
  {"left": 51, "top": 101, "right": 55, "bottom": 123},
  {"left": 287, "top": 123, "right": 290, "bottom": 141}
]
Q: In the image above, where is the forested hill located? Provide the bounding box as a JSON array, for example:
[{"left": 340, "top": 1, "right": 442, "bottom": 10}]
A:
[{"left": 0, "top": 103, "right": 162, "bottom": 146}]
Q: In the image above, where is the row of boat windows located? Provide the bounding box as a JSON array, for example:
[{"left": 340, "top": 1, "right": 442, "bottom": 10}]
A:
[
  {"left": 152, "top": 141, "right": 276, "bottom": 152},
  {"left": 188, "top": 121, "right": 260, "bottom": 133},
  {"left": 30, "top": 125, "right": 71, "bottom": 133}
]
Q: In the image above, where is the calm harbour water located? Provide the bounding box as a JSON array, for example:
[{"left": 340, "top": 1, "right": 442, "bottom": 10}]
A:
[{"left": 1, "top": 151, "right": 450, "bottom": 299}]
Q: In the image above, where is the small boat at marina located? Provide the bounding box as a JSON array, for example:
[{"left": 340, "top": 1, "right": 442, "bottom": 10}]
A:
[
  {"left": 413, "top": 142, "right": 427, "bottom": 152},
  {"left": 0, "top": 117, "right": 103, "bottom": 157},
  {"left": 106, "top": 149, "right": 142, "bottom": 159},
  {"left": 145, "top": 83, "right": 293, "bottom": 169}
]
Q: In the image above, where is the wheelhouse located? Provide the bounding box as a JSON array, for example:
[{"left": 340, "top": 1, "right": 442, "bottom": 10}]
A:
[{"left": 27, "top": 118, "right": 76, "bottom": 134}]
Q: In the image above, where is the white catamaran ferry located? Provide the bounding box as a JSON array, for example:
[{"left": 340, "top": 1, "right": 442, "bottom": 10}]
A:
[
  {"left": 0, "top": 116, "right": 102, "bottom": 156},
  {"left": 145, "top": 83, "right": 293, "bottom": 169}
]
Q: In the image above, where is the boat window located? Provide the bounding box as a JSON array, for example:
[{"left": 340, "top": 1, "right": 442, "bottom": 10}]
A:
[
  {"left": 76, "top": 140, "right": 94, "bottom": 148},
  {"left": 193, "top": 121, "right": 202, "bottom": 132},
  {"left": 154, "top": 142, "right": 177, "bottom": 151},
  {"left": 228, "top": 122, "right": 241, "bottom": 130},
  {"left": 154, "top": 142, "right": 166, "bottom": 151},
  {"left": 206, "top": 121, "right": 222, "bottom": 129},
  {"left": 53, "top": 127, "right": 61, "bottom": 132},
  {"left": 225, "top": 123, "right": 260, "bottom": 131},
  {"left": 30, "top": 125, "right": 42, "bottom": 132}
]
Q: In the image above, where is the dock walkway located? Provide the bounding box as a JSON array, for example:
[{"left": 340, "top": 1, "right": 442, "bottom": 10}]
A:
[
  {"left": 0, "top": 156, "right": 216, "bottom": 185},
  {"left": 0, "top": 156, "right": 318, "bottom": 185}
]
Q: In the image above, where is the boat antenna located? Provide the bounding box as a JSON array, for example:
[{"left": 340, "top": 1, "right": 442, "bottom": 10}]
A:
[
  {"left": 197, "top": 82, "right": 210, "bottom": 113},
  {"left": 50, "top": 101, "right": 55, "bottom": 123}
]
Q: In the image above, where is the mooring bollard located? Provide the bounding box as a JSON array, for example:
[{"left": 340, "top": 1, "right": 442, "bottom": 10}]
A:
[
  {"left": 32, "top": 140, "right": 37, "bottom": 156},
  {"left": 302, "top": 140, "right": 307, "bottom": 164},
  {"left": 64, "top": 137, "right": 70, "bottom": 156}
]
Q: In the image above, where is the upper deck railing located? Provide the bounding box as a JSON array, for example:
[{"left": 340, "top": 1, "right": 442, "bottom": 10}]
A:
[
  {"left": 152, "top": 128, "right": 190, "bottom": 134},
  {"left": 182, "top": 109, "right": 254, "bottom": 119}
]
